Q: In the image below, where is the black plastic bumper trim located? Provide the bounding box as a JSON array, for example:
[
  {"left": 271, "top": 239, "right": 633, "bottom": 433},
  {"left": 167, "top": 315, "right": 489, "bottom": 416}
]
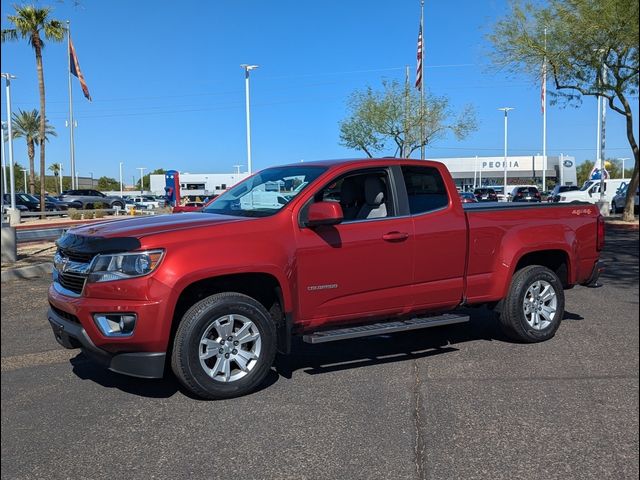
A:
[
  {"left": 47, "top": 308, "right": 166, "bottom": 379},
  {"left": 581, "top": 260, "right": 604, "bottom": 288}
]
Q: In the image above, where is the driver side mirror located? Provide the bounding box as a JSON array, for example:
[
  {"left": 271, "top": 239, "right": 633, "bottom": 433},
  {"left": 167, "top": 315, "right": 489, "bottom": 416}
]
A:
[{"left": 306, "top": 201, "right": 343, "bottom": 227}]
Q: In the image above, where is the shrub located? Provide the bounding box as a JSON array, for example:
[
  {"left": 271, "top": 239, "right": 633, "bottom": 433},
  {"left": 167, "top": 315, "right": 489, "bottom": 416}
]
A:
[
  {"left": 94, "top": 210, "right": 106, "bottom": 219},
  {"left": 69, "top": 209, "right": 82, "bottom": 220}
]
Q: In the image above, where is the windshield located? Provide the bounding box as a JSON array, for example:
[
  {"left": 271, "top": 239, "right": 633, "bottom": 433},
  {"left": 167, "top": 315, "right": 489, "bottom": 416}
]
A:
[{"left": 203, "top": 165, "right": 326, "bottom": 217}]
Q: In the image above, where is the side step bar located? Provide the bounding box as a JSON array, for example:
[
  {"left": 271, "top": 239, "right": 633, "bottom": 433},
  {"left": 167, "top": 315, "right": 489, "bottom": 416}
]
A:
[{"left": 302, "top": 313, "right": 470, "bottom": 344}]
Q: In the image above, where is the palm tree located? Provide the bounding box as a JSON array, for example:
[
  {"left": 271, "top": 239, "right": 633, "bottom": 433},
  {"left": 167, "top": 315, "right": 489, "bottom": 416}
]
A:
[
  {"left": 2, "top": 5, "right": 65, "bottom": 212},
  {"left": 11, "top": 109, "right": 56, "bottom": 195},
  {"left": 48, "top": 163, "right": 61, "bottom": 194}
]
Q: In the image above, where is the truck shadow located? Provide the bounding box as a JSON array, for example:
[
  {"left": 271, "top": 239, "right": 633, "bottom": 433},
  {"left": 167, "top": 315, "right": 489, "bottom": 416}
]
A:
[
  {"left": 68, "top": 308, "right": 583, "bottom": 399},
  {"left": 276, "top": 308, "right": 505, "bottom": 379}
]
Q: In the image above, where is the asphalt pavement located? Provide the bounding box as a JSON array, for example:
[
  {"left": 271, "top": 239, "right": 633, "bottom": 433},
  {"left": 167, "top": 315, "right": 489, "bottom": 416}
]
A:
[{"left": 1, "top": 227, "right": 638, "bottom": 480}]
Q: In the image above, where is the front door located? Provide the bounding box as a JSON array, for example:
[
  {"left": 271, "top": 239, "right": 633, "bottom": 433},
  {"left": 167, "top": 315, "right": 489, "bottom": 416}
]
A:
[{"left": 294, "top": 168, "right": 414, "bottom": 330}]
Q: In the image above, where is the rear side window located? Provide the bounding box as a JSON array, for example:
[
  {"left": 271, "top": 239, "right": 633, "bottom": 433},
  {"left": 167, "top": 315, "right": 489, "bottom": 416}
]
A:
[{"left": 401, "top": 166, "right": 449, "bottom": 215}]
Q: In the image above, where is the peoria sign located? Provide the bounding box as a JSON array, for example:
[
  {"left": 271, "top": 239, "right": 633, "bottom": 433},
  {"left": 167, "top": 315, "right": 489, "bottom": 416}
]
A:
[{"left": 481, "top": 160, "right": 520, "bottom": 169}]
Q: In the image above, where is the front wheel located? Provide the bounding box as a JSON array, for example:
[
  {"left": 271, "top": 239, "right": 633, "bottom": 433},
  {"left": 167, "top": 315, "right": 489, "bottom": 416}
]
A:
[
  {"left": 171, "top": 292, "right": 277, "bottom": 399},
  {"left": 499, "top": 265, "right": 565, "bottom": 343}
]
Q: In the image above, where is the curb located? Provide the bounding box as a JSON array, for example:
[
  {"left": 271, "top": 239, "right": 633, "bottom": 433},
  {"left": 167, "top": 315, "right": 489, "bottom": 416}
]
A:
[{"left": 1, "top": 263, "right": 52, "bottom": 282}]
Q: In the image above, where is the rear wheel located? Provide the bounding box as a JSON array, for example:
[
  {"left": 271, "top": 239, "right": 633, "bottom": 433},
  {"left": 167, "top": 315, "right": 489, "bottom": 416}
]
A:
[
  {"left": 171, "top": 292, "right": 277, "bottom": 399},
  {"left": 111, "top": 201, "right": 124, "bottom": 209},
  {"left": 499, "top": 265, "right": 565, "bottom": 343}
]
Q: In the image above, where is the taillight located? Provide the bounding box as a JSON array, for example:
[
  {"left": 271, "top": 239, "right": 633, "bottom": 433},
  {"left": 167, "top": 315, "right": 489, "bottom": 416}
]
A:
[{"left": 596, "top": 215, "right": 605, "bottom": 251}]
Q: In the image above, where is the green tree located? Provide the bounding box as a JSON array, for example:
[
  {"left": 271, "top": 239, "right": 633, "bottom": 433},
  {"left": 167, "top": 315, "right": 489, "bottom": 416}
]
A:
[
  {"left": 10, "top": 109, "right": 56, "bottom": 195},
  {"left": 577, "top": 161, "right": 595, "bottom": 187},
  {"left": 488, "top": 0, "right": 639, "bottom": 221},
  {"left": 2, "top": 5, "right": 66, "bottom": 213},
  {"left": 97, "top": 176, "right": 121, "bottom": 191},
  {"left": 136, "top": 168, "right": 166, "bottom": 191},
  {"left": 339, "top": 80, "right": 477, "bottom": 158}
]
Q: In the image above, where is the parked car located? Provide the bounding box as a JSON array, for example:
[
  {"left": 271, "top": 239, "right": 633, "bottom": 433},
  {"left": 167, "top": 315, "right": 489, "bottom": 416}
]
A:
[
  {"left": 34, "top": 195, "right": 82, "bottom": 211},
  {"left": 131, "top": 196, "right": 161, "bottom": 210},
  {"left": 58, "top": 189, "right": 125, "bottom": 210},
  {"left": 548, "top": 185, "right": 580, "bottom": 202},
  {"left": 558, "top": 179, "right": 628, "bottom": 205},
  {"left": 3, "top": 193, "right": 61, "bottom": 211},
  {"left": 172, "top": 201, "right": 205, "bottom": 213},
  {"left": 459, "top": 192, "right": 478, "bottom": 203},
  {"left": 610, "top": 184, "right": 639, "bottom": 214},
  {"left": 48, "top": 158, "right": 603, "bottom": 399},
  {"left": 510, "top": 186, "right": 542, "bottom": 203},
  {"left": 473, "top": 188, "right": 498, "bottom": 202}
]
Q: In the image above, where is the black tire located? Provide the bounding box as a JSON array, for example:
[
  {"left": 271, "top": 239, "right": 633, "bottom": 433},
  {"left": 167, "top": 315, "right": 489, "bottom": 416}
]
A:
[
  {"left": 499, "top": 265, "right": 565, "bottom": 343},
  {"left": 171, "top": 292, "right": 277, "bottom": 399},
  {"left": 112, "top": 201, "right": 124, "bottom": 209},
  {"left": 84, "top": 203, "right": 93, "bottom": 210}
]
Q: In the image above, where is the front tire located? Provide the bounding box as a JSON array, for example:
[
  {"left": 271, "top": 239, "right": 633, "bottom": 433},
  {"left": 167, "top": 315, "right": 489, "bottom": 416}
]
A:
[
  {"left": 171, "top": 292, "right": 277, "bottom": 399},
  {"left": 499, "top": 265, "right": 565, "bottom": 343}
]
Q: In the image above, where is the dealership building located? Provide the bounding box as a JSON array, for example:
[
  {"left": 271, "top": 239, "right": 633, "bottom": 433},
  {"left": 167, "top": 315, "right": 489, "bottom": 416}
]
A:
[
  {"left": 149, "top": 154, "right": 577, "bottom": 197},
  {"left": 431, "top": 154, "right": 577, "bottom": 190}
]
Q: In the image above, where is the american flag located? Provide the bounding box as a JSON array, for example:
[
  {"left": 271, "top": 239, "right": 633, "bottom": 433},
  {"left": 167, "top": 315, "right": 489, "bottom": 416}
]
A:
[
  {"left": 541, "top": 61, "right": 546, "bottom": 114},
  {"left": 69, "top": 36, "right": 92, "bottom": 101},
  {"left": 415, "top": 24, "right": 423, "bottom": 90}
]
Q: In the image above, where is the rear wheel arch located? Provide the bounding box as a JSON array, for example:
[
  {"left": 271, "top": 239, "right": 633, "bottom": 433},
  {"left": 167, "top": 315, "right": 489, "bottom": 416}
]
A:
[{"left": 512, "top": 249, "right": 571, "bottom": 288}]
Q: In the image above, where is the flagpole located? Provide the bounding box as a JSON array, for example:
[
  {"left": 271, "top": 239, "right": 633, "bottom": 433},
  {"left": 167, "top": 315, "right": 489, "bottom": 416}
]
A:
[
  {"left": 542, "top": 28, "right": 547, "bottom": 190},
  {"left": 420, "top": 0, "right": 425, "bottom": 160},
  {"left": 67, "top": 20, "right": 76, "bottom": 189}
]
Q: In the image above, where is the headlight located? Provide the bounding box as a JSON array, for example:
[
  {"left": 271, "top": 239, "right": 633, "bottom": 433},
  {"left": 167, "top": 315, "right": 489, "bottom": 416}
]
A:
[{"left": 87, "top": 249, "right": 164, "bottom": 283}]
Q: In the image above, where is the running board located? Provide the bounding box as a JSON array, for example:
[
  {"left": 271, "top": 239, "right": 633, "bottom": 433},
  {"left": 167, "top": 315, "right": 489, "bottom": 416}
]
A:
[{"left": 302, "top": 313, "right": 470, "bottom": 344}]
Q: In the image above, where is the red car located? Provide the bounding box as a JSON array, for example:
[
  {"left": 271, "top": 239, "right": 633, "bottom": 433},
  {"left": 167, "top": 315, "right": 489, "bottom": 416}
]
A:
[
  {"left": 459, "top": 192, "right": 478, "bottom": 203},
  {"left": 48, "top": 158, "right": 603, "bottom": 399}
]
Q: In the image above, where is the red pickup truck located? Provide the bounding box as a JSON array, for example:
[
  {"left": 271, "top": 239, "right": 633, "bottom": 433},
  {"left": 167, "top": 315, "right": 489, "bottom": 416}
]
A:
[{"left": 48, "top": 159, "right": 604, "bottom": 399}]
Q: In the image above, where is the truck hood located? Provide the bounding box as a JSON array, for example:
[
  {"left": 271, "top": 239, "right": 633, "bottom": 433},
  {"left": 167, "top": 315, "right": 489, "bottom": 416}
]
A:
[{"left": 69, "top": 212, "right": 250, "bottom": 239}]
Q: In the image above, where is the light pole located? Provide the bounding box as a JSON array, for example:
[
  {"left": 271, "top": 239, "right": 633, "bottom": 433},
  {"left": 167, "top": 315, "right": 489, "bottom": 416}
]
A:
[
  {"left": 241, "top": 64, "right": 258, "bottom": 175},
  {"left": 498, "top": 107, "right": 514, "bottom": 200},
  {"left": 137, "top": 167, "right": 146, "bottom": 194},
  {"left": 23, "top": 170, "right": 27, "bottom": 192},
  {"left": 59, "top": 163, "right": 63, "bottom": 193},
  {"left": 2, "top": 73, "right": 17, "bottom": 209},
  {"left": 119, "top": 162, "right": 124, "bottom": 196},
  {"left": 1, "top": 121, "right": 7, "bottom": 193},
  {"left": 619, "top": 158, "right": 630, "bottom": 180}
]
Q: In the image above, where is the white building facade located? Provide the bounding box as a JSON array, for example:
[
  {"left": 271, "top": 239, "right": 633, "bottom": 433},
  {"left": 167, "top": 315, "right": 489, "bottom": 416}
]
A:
[
  {"left": 149, "top": 172, "right": 250, "bottom": 198},
  {"left": 431, "top": 155, "right": 577, "bottom": 190},
  {"left": 148, "top": 155, "right": 577, "bottom": 197}
]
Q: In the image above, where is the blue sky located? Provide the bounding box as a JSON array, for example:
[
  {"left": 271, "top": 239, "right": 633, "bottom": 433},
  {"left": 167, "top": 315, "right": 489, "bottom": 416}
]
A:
[{"left": 1, "top": 0, "right": 637, "bottom": 184}]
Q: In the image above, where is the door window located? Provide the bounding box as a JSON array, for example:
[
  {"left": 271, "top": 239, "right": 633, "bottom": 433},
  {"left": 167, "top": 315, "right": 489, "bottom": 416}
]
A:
[
  {"left": 401, "top": 166, "right": 449, "bottom": 214},
  {"left": 307, "top": 169, "right": 394, "bottom": 222}
]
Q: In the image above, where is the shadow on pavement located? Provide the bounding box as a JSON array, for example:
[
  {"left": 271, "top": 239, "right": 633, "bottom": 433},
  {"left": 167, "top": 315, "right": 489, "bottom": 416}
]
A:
[
  {"left": 69, "top": 353, "right": 280, "bottom": 400},
  {"left": 600, "top": 227, "right": 639, "bottom": 288},
  {"left": 67, "top": 306, "right": 584, "bottom": 398}
]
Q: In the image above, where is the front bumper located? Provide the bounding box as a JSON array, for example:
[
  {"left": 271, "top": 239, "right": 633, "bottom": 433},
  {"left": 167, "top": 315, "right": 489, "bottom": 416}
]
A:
[{"left": 47, "top": 307, "right": 166, "bottom": 379}]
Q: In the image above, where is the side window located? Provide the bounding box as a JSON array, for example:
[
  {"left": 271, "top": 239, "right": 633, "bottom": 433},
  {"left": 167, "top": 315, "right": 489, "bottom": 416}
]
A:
[
  {"left": 401, "top": 166, "right": 449, "bottom": 215},
  {"left": 306, "top": 169, "right": 394, "bottom": 223}
]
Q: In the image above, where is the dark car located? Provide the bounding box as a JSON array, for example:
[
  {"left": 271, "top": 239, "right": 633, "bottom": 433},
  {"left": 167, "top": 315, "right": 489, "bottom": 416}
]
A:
[
  {"left": 34, "top": 195, "right": 81, "bottom": 211},
  {"left": 58, "top": 189, "right": 125, "bottom": 209},
  {"left": 3, "top": 193, "right": 62, "bottom": 211},
  {"left": 548, "top": 185, "right": 580, "bottom": 202},
  {"left": 473, "top": 188, "right": 498, "bottom": 202},
  {"left": 511, "top": 186, "right": 542, "bottom": 202},
  {"left": 459, "top": 192, "right": 478, "bottom": 204}
]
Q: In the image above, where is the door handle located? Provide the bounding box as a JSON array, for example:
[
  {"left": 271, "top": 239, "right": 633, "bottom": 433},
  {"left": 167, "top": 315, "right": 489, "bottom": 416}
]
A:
[{"left": 382, "top": 231, "right": 409, "bottom": 242}]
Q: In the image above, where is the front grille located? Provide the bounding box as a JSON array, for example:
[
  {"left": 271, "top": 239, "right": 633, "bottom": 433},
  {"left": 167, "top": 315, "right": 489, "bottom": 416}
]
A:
[
  {"left": 59, "top": 249, "right": 95, "bottom": 264},
  {"left": 57, "top": 272, "right": 87, "bottom": 295},
  {"left": 50, "top": 304, "right": 80, "bottom": 324}
]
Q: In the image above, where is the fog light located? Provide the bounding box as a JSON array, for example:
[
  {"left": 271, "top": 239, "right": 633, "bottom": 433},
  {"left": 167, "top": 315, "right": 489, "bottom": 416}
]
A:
[{"left": 93, "top": 313, "right": 137, "bottom": 337}]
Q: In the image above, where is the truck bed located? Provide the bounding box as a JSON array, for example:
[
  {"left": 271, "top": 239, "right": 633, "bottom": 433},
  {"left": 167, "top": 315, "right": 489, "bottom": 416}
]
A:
[{"left": 461, "top": 201, "right": 600, "bottom": 304}]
